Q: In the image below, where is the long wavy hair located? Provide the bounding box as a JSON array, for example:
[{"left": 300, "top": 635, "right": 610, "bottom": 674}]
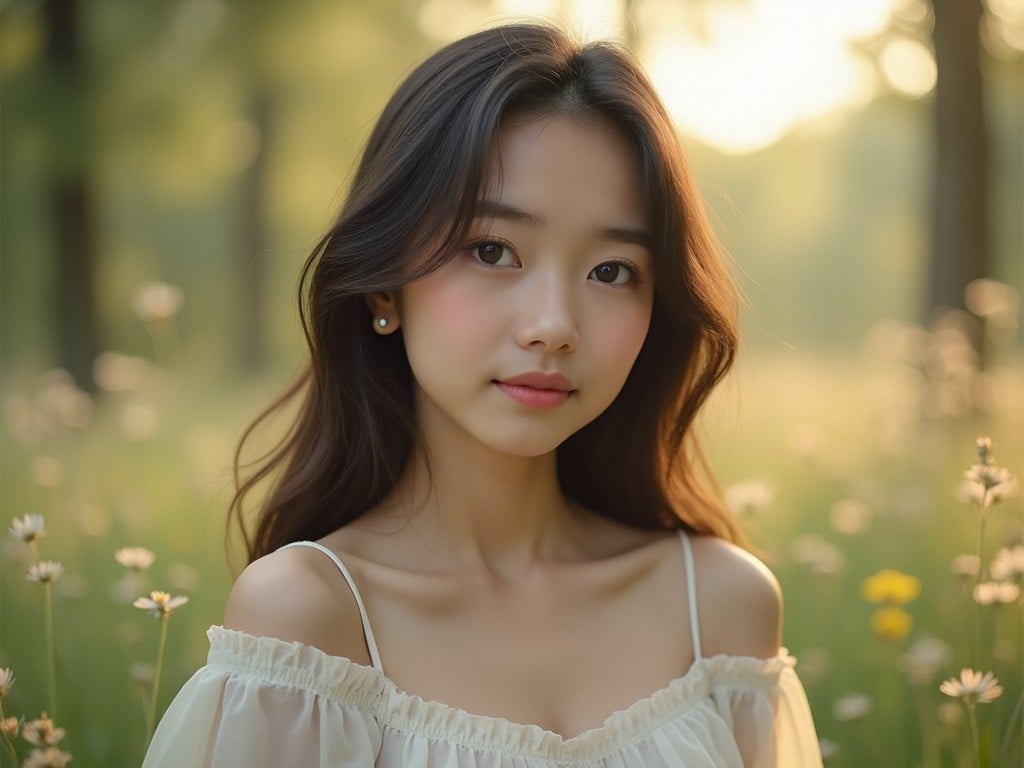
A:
[{"left": 229, "top": 23, "right": 742, "bottom": 563}]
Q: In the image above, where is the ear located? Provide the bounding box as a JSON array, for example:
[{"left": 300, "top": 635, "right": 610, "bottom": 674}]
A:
[{"left": 365, "top": 291, "right": 401, "bottom": 334}]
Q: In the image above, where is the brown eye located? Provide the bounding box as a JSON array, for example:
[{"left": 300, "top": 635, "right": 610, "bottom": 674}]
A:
[
  {"left": 473, "top": 242, "right": 516, "bottom": 267},
  {"left": 590, "top": 262, "right": 632, "bottom": 285}
]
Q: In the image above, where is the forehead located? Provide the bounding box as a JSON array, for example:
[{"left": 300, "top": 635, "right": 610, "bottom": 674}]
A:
[{"left": 480, "top": 113, "right": 648, "bottom": 227}]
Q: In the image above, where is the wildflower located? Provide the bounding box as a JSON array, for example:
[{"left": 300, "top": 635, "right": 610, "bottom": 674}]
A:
[
  {"left": 861, "top": 569, "right": 921, "bottom": 605},
  {"left": 975, "top": 436, "right": 994, "bottom": 464},
  {"left": 972, "top": 580, "right": 1020, "bottom": 605},
  {"left": 965, "top": 278, "right": 1020, "bottom": 329},
  {"left": 796, "top": 647, "right": 830, "bottom": 685},
  {"left": 902, "top": 636, "right": 953, "bottom": 685},
  {"left": 132, "top": 281, "right": 184, "bottom": 322},
  {"left": 0, "top": 668, "right": 13, "bottom": 697},
  {"left": 0, "top": 717, "right": 17, "bottom": 738},
  {"left": 35, "top": 369, "right": 91, "bottom": 429},
  {"left": 93, "top": 351, "right": 152, "bottom": 393},
  {"left": 130, "top": 662, "right": 155, "bottom": 685},
  {"left": 136, "top": 592, "right": 188, "bottom": 745},
  {"left": 725, "top": 480, "right": 775, "bottom": 516},
  {"left": 22, "top": 747, "right": 73, "bottom": 768},
  {"left": 791, "top": 535, "right": 845, "bottom": 575},
  {"left": 119, "top": 401, "right": 161, "bottom": 442},
  {"left": 54, "top": 573, "right": 88, "bottom": 601},
  {"left": 870, "top": 606, "right": 913, "bottom": 640},
  {"left": 818, "top": 738, "right": 840, "bottom": 761},
  {"left": 133, "top": 590, "right": 189, "bottom": 618},
  {"left": 832, "top": 693, "right": 872, "bottom": 721},
  {"left": 25, "top": 561, "right": 64, "bottom": 584},
  {"left": 990, "top": 544, "right": 1024, "bottom": 581},
  {"left": 829, "top": 499, "right": 872, "bottom": 536},
  {"left": 951, "top": 554, "right": 981, "bottom": 579},
  {"left": 22, "top": 713, "right": 65, "bottom": 746},
  {"left": 959, "top": 437, "right": 1018, "bottom": 507},
  {"left": 939, "top": 669, "right": 1003, "bottom": 705},
  {"left": 9, "top": 514, "right": 46, "bottom": 543},
  {"left": 115, "top": 547, "right": 155, "bottom": 571}
]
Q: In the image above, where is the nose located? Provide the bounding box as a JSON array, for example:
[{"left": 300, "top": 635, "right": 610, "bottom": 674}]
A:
[{"left": 514, "top": 272, "right": 579, "bottom": 353}]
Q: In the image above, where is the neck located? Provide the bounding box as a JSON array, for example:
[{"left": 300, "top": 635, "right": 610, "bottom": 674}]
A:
[{"left": 381, "top": 439, "right": 580, "bottom": 581}]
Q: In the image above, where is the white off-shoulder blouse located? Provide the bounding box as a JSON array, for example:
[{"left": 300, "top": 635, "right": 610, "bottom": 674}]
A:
[{"left": 143, "top": 533, "right": 823, "bottom": 767}]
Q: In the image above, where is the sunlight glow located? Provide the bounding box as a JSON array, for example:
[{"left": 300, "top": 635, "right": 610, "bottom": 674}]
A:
[
  {"left": 640, "top": 0, "right": 885, "bottom": 154},
  {"left": 983, "top": 0, "right": 1024, "bottom": 56},
  {"left": 416, "top": 0, "right": 912, "bottom": 154},
  {"left": 879, "top": 39, "right": 937, "bottom": 98}
]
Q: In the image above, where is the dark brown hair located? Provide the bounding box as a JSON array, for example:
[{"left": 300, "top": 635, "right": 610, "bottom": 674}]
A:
[{"left": 230, "top": 22, "right": 742, "bottom": 563}]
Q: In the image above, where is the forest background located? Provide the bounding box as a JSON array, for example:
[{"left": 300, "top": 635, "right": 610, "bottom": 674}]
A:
[{"left": 0, "top": 0, "right": 1021, "bottom": 766}]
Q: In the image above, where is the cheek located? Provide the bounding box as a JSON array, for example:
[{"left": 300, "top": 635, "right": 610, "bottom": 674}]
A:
[
  {"left": 401, "top": 274, "right": 496, "bottom": 350},
  {"left": 587, "top": 305, "right": 652, "bottom": 375}
]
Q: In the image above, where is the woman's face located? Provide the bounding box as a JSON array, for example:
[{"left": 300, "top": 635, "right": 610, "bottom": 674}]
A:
[{"left": 393, "top": 112, "right": 654, "bottom": 458}]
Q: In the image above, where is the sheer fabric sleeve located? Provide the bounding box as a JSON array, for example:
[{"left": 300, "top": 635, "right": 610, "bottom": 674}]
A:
[
  {"left": 142, "top": 627, "right": 384, "bottom": 768},
  {"left": 711, "top": 657, "right": 823, "bottom": 768}
]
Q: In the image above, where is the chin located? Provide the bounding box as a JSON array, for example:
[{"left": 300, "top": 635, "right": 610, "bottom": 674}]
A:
[{"left": 482, "top": 431, "right": 569, "bottom": 459}]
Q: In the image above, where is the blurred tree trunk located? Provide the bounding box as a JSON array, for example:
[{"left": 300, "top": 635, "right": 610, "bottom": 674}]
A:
[
  {"left": 45, "top": 0, "right": 99, "bottom": 391},
  {"left": 239, "top": 81, "right": 272, "bottom": 372},
  {"left": 929, "top": 0, "right": 989, "bottom": 318}
]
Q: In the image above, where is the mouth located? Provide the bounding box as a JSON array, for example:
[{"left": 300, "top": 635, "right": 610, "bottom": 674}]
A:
[
  {"left": 497, "top": 371, "right": 575, "bottom": 391},
  {"left": 493, "top": 372, "right": 575, "bottom": 410}
]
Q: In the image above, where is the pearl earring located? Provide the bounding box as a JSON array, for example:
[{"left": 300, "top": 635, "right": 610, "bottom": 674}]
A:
[{"left": 375, "top": 317, "right": 389, "bottom": 329}]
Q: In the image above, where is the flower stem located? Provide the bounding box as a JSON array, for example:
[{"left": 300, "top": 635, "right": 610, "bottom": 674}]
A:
[
  {"left": 145, "top": 613, "right": 169, "bottom": 747},
  {"left": 996, "top": 689, "right": 1024, "bottom": 767},
  {"left": 914, "top": 685, "right": 940, "bottom": 768},
  {"left": 977, "top": 506, "right": 988, "bottom": 584},
  {"left": 44, "top": 580, "right": 57, "bottom": 721},
  {"left": 968, "top": 702, "right": 980, "bottom": 768},
  {"left": 975, "top": 508, "right": 988, "bottom": 665}
]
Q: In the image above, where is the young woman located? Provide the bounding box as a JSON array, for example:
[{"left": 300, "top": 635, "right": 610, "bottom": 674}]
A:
[{"left": 144, "top": 22, "right": 822, "bottom": 767}]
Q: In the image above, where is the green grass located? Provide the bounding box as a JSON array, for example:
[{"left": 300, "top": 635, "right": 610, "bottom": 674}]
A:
[{"left": 1, "top": 345, "right": 1021, "bottom": 767}]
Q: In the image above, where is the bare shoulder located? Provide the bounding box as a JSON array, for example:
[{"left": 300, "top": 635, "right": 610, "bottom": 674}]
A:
[
  {"left": 689, "top": 534, "right": 782, "bottom": 659},
  {"left": 222, "top": 544, "right": 372, "bottom": 665}
]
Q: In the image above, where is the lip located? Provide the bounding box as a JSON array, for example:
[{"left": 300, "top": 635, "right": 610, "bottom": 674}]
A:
[
  {"left": 493, "top": 371, "right": 575, "bottom": 410},
  {"left": 498, "top": 371, "right": 575, "bottom": 391}
]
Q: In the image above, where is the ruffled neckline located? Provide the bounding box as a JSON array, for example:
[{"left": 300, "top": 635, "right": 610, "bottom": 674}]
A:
[{"left": 205, "top": 625, "right": 796, "bottom": 761}]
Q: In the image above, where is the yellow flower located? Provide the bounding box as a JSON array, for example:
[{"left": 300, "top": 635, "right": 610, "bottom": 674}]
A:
[
  {"left": 133, "top": 590, "right": 189, "bottom": 618},
  {"left": 940, "top": 669, "right": 1003, "bottom": 705},
  {"left": 22, "top": 713, "right": 65, "bottom": 746},
  {"left": 8, "top": 514, "right": 45, "bottom": 543},
  {"left": 25, "top": 561, "right": 64, "bottom": 584},
  {"left": 870, "top": 606, "right": 913, "bottom": 640},
  {"left": 0, "top": 667, "right": 13, "bottom": 697},
  {"left": 115, "top": 547, "right": 155, "bottom": 571},
  {"left": 861, "top": 569, "right": 921, "bottom": 605}
]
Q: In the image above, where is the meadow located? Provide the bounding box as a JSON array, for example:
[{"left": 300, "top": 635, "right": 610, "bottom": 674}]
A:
[{"left": 0, "top": 293, "right": 1020, "bottom": 768}]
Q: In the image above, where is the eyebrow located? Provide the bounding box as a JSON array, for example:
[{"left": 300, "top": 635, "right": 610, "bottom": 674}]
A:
[{"left": 474, "top": 199, "right": 653, "bottom": 249}]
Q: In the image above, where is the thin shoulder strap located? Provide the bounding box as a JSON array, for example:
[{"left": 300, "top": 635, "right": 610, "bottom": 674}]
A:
[
  {"left": 279, "top": 541, "right": 385, "bottom": 673},
  {"left": 677, "top": 530, "right": 703, "bottom": 661}
]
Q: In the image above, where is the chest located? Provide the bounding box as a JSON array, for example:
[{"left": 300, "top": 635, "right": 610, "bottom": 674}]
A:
[{"left": 363, "top": 566, "right": 693, "bottom": 738}]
